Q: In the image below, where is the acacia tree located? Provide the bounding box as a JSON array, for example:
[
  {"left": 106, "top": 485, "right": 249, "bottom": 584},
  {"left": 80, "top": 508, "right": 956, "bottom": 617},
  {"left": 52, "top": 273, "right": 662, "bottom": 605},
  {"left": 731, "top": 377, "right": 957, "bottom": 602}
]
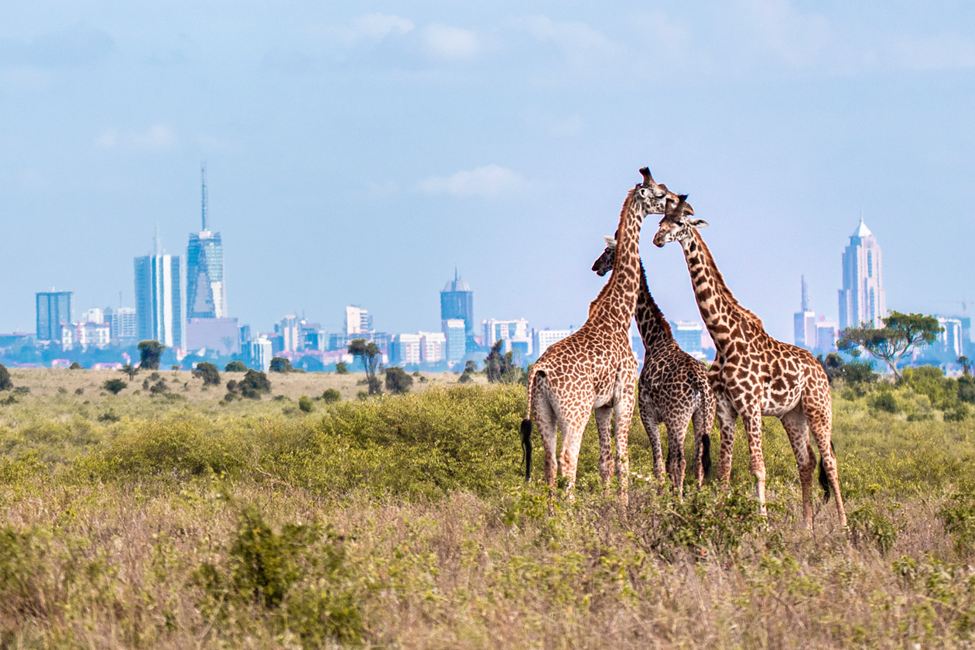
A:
[
  {"left": 0, "top": 364, "right": 12, "bottom": 391},
  {"left": 959, "top": 356, "right": 972, "bottom": 378},
  {"left": 484, "top": 341, "right": 521, "bottom": 384},
  {"left": 348, "top": 338, "right": 382, "bottom": 395},
  {"left": 138, "top": 340, "right": 165, "bottom": 370},
  {"left": 838, "top": 311, "right": 942, "bottom": 380}
]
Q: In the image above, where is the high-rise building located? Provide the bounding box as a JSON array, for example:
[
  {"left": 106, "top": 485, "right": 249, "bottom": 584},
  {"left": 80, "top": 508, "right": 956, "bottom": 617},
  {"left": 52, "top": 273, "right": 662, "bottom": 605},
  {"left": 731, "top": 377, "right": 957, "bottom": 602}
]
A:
[
  {"left": 815, "top": 320, "right": 839, "bottom": 353},
  {"left": 278, "top": 314, "right": 300, "bottom": 353},
  {"left": 937, "top": 316, "right": 964, "bottom": 360},
  {"left": 482, "top": 318, "right": 531, "bottom": 356},
  {"left": 248, "top": 336, "right": 273, "bottom": 372},
  {"left": 442, "top": 319, "right": 466, "bottom": 366},
  {"left": 533, "top": 328, "right": 573, "bottom": 358},
  {"left": 134, "top": 237, "right": 182, "bottom": 349},
  {"left": 839, "top": 218, "right": 886, "bottom": 331},
  {"left": 419, "top": 331, "right": 446, "bottom": 365},
  {"left": 186, "top": 165, "right": 227, "bottom": 319},
  {"left": 441, "top": 269, "right": 475, "bottom": 350},
  {"left": 345, "top": 305, "right": 373, "bottom": 336},
  {"left": 671, "top": 320, "right": 705, "bottom": 359},
  {"left": 793, "top": 275, "right": 817, "bottom": 350},
  {"left": 105, "top": 306, "right": 138, "bottom": 345},
  {"left": 35, "top": 291, "right": 72, "bottom": 342},
  {"left": 389, "top": 333, "right": 421, "bottom": 366}
]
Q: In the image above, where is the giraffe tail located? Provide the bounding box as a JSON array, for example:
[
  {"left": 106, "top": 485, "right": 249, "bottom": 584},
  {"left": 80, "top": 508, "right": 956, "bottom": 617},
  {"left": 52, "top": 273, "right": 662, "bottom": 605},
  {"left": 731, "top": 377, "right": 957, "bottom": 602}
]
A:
[
  {"left": 818, "top": 440, "right": 835, "bottom": 502},
  {"left": 701, "top": 434, "right": 712, "bottom": 478},
  {"left": 521, "top": 366, "right": 541, "bottom": 481}
]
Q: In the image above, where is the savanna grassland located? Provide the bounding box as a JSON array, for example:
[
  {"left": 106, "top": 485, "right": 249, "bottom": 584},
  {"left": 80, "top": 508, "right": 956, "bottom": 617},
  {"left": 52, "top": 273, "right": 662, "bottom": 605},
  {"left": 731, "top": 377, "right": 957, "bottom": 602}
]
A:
[{"left": 2, "top": 367, "right": 975, "bottom": 648}]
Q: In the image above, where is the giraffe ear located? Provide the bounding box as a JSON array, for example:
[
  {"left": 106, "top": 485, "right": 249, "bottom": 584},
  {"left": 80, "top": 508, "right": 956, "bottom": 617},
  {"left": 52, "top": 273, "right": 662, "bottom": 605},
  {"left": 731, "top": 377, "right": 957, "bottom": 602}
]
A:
[
  {"left": 602, "top": 236, "right": 617, "bottom": 248},
  {"left": 688, "top": 218, "right": 709, "bottom": 228}
]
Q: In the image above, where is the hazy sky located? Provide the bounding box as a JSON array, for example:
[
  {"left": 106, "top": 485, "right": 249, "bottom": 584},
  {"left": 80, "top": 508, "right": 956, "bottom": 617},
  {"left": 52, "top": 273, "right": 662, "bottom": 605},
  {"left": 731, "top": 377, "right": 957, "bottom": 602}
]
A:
[{"left": 2, "top": 1, "right": 973, "bottom": 340}]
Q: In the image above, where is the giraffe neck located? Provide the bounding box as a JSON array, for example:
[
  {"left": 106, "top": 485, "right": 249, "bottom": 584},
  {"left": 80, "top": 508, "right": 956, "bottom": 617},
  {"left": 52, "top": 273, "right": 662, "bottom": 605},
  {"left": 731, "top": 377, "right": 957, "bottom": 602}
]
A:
[
  {"left": 635, "top": 261, "right": 673, "bottom": 348},
  {"left": 678, "top": 228, "right": 764, "bottom": 352},
  {"left": 590, "top": 191, "right": 645, "bottom": 332}
]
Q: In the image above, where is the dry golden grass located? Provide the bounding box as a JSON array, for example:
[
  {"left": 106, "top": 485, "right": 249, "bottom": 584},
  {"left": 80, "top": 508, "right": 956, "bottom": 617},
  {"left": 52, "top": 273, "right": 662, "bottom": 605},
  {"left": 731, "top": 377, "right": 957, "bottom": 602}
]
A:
[{"left": 1, "top": 369, "right": 974, "bottom": 648}]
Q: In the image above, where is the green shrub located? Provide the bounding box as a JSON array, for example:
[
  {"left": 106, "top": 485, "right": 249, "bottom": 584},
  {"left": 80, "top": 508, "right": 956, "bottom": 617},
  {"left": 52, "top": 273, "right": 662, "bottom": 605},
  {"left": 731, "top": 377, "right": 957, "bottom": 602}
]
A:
[
  {"left": 193, "top": 362, "right": 221, "bottom": 386},
  {"left": 335, "top": 362, "right": 348, "bottom": 375},
  {"left": 269, "top": 357, "right": 293, "bottom": 373},
  {"left": 870, "top": 390, "right": 899, "bottom": 414},
  {"left": 225, "top": 360, "right": 248, "bottom": 372},
  {"left": 848, "top": 504, "right": 897, "bottom": 554},
  {"left": 103, "top": 378, "right": 127, "bottom": 395},
  {"left": 0, "top": 364, "right": 11, "bottom": 391},
  {"left": 298, "top": 396, "right": 314, "bottom": 413},
  {"left": 939, "top": 490, "right": 975, "bottom": 554},
  {"left": 321, "top": 388, "right": 341, "bottom": 403},
  {"left": 384, "top": 367, "right": 413, "bottom": 394}
]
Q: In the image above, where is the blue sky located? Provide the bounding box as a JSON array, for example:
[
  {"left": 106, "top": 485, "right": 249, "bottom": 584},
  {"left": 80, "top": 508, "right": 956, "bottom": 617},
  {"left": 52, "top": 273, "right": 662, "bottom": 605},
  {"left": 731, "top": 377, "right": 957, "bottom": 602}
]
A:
[{"left": 1, "top": 1, "right": 973, "bottom": 340}]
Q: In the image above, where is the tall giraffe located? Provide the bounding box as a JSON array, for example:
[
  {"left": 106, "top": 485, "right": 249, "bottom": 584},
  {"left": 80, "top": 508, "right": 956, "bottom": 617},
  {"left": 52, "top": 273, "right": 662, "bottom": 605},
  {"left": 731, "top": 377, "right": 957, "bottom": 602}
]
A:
[
  {"left": 590, "top": 233, "right": 715, "bottom": 497},
  {"left": 651, "top": 197, "right": 847, "bottom": 527},
  {"left": 522, "top": 168, "right": 689, "bottom": 507}
]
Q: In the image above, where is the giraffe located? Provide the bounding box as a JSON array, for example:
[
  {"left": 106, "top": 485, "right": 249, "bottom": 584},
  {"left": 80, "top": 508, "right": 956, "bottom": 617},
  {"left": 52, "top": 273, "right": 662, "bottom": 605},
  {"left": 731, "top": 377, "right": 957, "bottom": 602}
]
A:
[
  {"left": 651, "top": 196, "right": 847, "bottom": 528},
  {"left": 590, "top": 234, "right": 715, "bottom": 498},
  {"left": 521, "top": 167, "right": 690, "bottom": 508}
]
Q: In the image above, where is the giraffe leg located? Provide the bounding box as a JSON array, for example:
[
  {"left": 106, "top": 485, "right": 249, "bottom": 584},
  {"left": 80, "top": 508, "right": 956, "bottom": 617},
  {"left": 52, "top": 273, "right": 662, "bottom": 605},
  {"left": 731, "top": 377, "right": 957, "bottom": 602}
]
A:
[
  {"left": 557, "top": 405, "right": 591, "bottom": 502},
  {"left": 613, "top": 379, "right": 637, "bottom": 509},
  {"left": 780, "top": 408, "right": 816, "bottom": 529},
  {"left": 740, "top": 408, "right": 767, "bottom": 517},
  {"left": 805, "top": 398, "right": 847, "bottom": 528},
  {"left": 665, "top": 415, "right": 689, "bottom": 499},
  {"left": 714, "top": 390, "right": 737, "bottom": 487},
  {"left": 534, "top": 392, "right": 559, "bottom": 498},
  {"left": 594, "top": 405, "right": 615, "bottom": 496},
  {"left": 639, "top": 402, "right": 664, "bottom": 482}
]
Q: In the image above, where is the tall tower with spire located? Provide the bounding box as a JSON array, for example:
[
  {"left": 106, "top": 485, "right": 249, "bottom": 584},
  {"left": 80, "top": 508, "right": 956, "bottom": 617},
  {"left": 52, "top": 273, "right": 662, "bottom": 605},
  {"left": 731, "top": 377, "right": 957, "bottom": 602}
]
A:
[
  {"left": 440, "top": 268, "right": 475, "bottom": 351},
  {"left": 793, "top": 275, "right": 816, "bottom": 349},
  {"left": 839, "top": 217, "right": 886, "bottom": 331},
  {"left": 186, "top": 163, "right": 227, "bottom": 319}
]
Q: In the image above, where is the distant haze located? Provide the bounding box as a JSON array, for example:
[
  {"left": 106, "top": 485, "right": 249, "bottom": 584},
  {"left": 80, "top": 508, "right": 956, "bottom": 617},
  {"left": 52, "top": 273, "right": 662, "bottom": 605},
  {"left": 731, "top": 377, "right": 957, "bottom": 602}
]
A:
[{"left": 1, "top": 2, "right": 973, "bottom": 339}]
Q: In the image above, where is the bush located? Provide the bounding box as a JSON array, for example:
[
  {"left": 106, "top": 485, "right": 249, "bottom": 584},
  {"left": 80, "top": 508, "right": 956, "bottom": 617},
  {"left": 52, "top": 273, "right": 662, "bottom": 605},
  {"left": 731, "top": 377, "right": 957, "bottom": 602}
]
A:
[
  {"left": 193, "top": 362, "right": 221, "bottom": 386},
  {"left": 298, "top": 396, "right": 314, "bottom": 413},
  {"left": 225, "top": 360, "right": 247, "bottom": 372},
  {"left": 321, "top": 388, "right": 341, "bottom": 403},
  {"left": 848, "top": 504, "right": 897, "bottom": 554},
  {"left": 458, "top": 372, "right": 473, "bottom": 384},
  {"left": 269, "top": 357, "right": 293, "bottom": 373},
  {"left": 0, "top": 364, "right": 11, "bottom": 391},
  {"left": 869, "top": 391, "right": 899, "bottom": 414},
  {"left": 384, "top": 367, "right": 413, "bottom": 395},
  {"left": 335, "top": 362, "right": 349, "bottom": 375},
  {"left": 227, "top": 370, "right": 271, "bottom": 400},
  {"left": 68, "top": 361, "right": 82, "bottom": 370},
  {"left": 103, "top": 378, "right": 127, "bottom": 395},
  {"left": 138, "top": 340, "right": 164, "bottom": 370}
]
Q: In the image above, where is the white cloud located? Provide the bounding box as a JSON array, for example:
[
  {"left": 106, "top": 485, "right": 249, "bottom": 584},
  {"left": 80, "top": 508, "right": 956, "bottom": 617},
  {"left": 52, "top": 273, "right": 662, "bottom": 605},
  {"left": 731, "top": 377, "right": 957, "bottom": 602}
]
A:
[
  {"left": 419, "top": 164, "right": 528, "bottom": 198},
  {"left": 517, "top": 16, "right": 617, "bottom": 66},
  {"left": 95, "top": 124, "right": 176, "bottom": 151},
  {"left": 422, "top": 24, "right": 480, "bottom": 60},
  {"left": 351, "top": 13, "right": 415, "bottom": 40}
]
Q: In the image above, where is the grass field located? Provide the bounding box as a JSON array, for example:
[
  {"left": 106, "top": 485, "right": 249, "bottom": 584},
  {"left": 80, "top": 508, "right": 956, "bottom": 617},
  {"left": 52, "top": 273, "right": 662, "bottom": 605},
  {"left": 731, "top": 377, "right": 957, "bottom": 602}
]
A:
[{"left": 2, "top": 367, "right": 975, "bottom": 648}]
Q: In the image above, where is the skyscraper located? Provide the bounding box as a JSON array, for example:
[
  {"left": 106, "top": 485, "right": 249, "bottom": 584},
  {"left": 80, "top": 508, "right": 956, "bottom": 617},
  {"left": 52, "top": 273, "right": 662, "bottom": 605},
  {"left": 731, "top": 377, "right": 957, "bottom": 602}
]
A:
[
  {"left": 35, "top": 290, "right": 72, "bottom": 342},
  {"left": 793, "top": 275, "right": 816, "bottom": 349},
  {"left": 345, "top": 305, "right": 373, "bottom": 336},
  {"left": 442, "top": 318, "right": 466, "bottom": 366},
  {"left": 105, "top": 306, "right": 138, "bottom": 345},
  {"left": 134, "top": 236, "right": 182, "bottom": 348},
  {"left": 440, "top": 269, "right": 475, "bottom": 350},
  {"left": 186, "top": 165, "right": 226, "bottom": 319},
  {"left": 839, "top": 218, "right": 886, "bottom": 331}
]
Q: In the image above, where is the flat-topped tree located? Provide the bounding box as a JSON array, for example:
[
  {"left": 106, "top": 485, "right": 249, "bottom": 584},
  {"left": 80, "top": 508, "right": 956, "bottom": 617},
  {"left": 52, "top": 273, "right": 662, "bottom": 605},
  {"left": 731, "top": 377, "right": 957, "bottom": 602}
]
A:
[
  {"left": 651, "top": 196, "right": 847, "bottom": 528},
  {"left": 838, "top": 312, "right": 942, "bottom": 380}
]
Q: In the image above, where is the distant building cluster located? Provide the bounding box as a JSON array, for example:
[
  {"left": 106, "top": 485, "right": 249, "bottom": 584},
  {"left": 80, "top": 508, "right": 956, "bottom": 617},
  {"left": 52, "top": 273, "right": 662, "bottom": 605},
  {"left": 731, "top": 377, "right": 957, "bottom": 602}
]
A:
[{"left": 4, "top": 187, "right": 973, "bottom": 373}]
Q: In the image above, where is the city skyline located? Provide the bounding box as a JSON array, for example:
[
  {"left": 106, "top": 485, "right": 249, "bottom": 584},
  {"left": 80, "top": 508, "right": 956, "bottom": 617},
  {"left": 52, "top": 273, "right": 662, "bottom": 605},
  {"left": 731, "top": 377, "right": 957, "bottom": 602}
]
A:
[{"left": 1, "top": 4, "right": 973, "bottom": 342}]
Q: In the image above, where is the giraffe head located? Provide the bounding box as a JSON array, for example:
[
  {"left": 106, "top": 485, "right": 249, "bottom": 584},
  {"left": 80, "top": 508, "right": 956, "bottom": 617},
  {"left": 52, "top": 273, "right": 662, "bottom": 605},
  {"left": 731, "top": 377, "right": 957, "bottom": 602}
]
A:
[
  {"left": 631, "top": 166, "right": 688, "bottom": 218},
  {"left": 651, "top": 194, "right": 707, "bottom": 247},
  {"left": 591, "top": 236, "right": 617, "bottom": 277}
]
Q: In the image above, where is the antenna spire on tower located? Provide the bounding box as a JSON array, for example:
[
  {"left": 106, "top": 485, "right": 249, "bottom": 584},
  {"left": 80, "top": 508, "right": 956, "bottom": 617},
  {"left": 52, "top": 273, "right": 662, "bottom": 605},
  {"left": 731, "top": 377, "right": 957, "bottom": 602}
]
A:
[
  {"left": 800, "top": 275, "right": 809, "bottom": 312},
  {"left": 154, "top": 224, "right": 161, "bottom": 255},
  {"left": 201, "top": 162, "right": 209, "bottom": 232}
]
